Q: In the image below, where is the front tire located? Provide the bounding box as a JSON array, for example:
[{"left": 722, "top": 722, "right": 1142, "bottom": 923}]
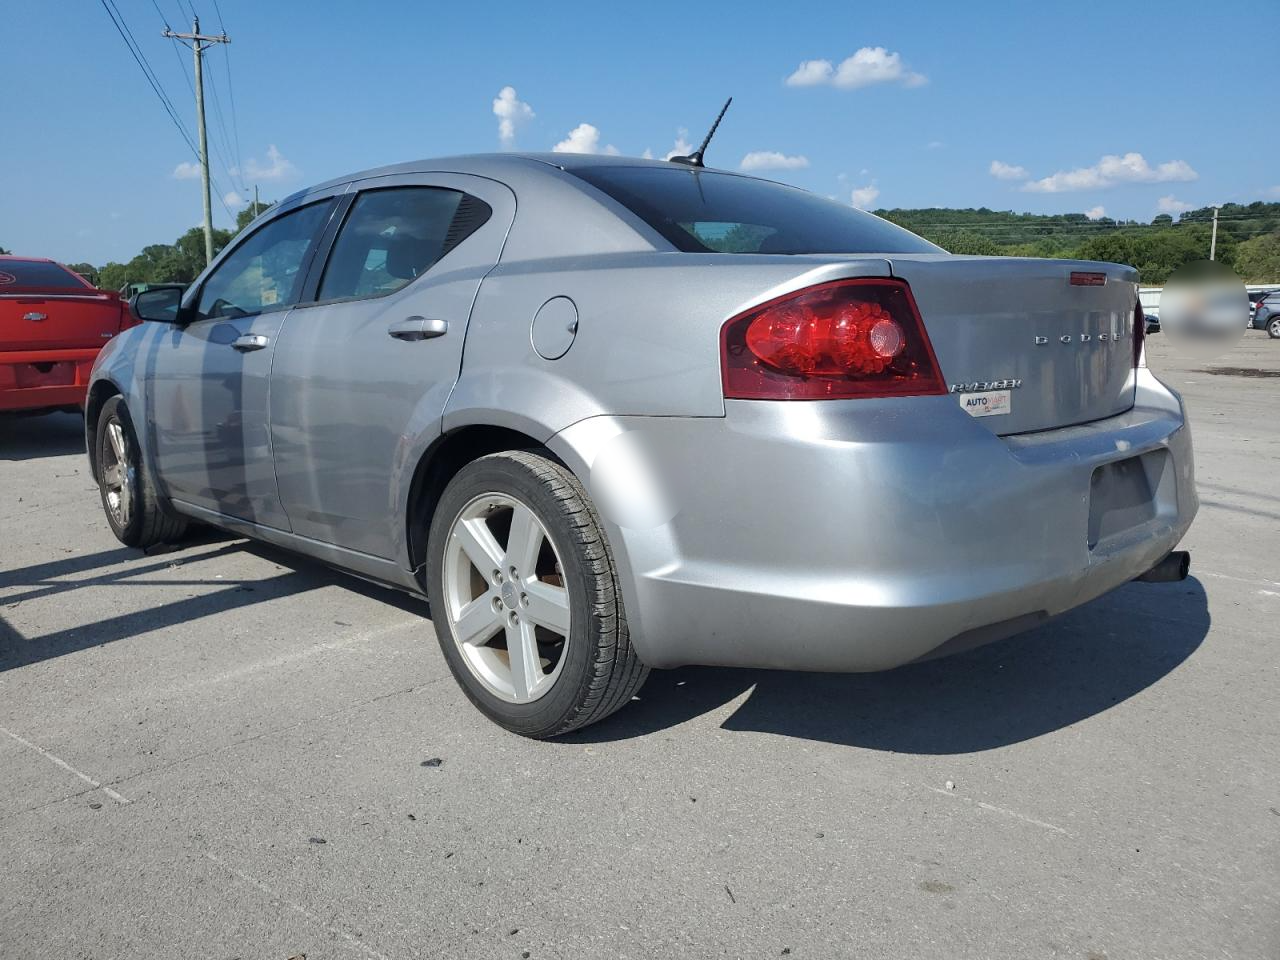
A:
[
  {"left": 426, "top": 451, "right": 648, "bottom": 738},
  {"left": 95, "top": 396, "right": 187, "bottom": 548}
]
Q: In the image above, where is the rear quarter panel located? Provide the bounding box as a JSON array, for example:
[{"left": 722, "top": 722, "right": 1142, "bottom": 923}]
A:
[{"left": 445, "top": 254, "right": 895, "bottom": 436}]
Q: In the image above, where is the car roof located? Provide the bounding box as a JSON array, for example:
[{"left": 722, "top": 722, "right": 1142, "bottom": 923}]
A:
[
  {"left": 0, "top": 255, "right": 58, "bottom": 263},
  {"left": 286, "top": 153, "right": 750, "bottom": 202}
]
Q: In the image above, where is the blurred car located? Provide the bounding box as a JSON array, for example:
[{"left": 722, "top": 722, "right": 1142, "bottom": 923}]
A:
[
  {"left": 0, "top": 256, "right": 137, "bottom": 415},
  {"left": 1252, "top": 292, "right": 1280, "bottom": 339}
]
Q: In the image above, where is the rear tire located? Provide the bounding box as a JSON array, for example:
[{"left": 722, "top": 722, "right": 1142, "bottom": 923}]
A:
[
  {"left": 426, "top": 451, "right": 648, "bottom": 738},
  {"left": 95, "top": 396, "right": 187, "bottom": 548},
  {"left": 1268, "top": 317, "right": 1280, "bottom": 340}
]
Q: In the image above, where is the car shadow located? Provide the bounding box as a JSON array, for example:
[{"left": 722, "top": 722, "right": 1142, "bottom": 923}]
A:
[
  {"left": 0, "top": 531, "right": 428, "bottom": 673},
  {"left": 567, "top": 578, "right": 1210, "bottom": 754},
  {"left": 0, "top": 411, "right": 86, "bottom": 460}
]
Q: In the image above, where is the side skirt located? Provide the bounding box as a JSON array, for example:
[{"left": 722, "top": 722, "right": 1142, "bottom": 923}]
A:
[{"left": 171, "top": 500, "right": 426, "bottom": 598}]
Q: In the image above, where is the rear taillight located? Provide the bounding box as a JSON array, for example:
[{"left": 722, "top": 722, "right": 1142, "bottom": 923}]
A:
[
  {"left": 720, "top": 278, "right": 946, "bottom": 400},
  {"left": 1133, "top": 301, "right": 1145, "bottom": 368}
]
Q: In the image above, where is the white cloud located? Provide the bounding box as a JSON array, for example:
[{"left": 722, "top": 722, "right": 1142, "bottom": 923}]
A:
[
  {"left": 492, "top": 86, "right": 534, "bottom": 148},
  {"left": 989, "top": 160, "right": 1029, "bottom": 181},
  {"left": 1022, "top": 152, "right": 1197, "bottom": 193},
  {"left": 785, "top": 47, "right": 926, "bottom": 90},
  {"left": 1084, "top": 205, "right": 1106, "bottom": 220},
  {"left": 786, "top": 60, "right": 836, "bottom": 87},
  {"left": 926, "top": 140, "right": 944, "bottom": 150},
  {"left": 552, "top": 123, "right": 619, "bottom": 155},
  {"left": 224, "top": 190, "right": 247, "bottom": 209},
  {"left": 1157, "top": 195, "right": 1192, "bottom": 214},
  {"left": 237, "top": 145, "right": 296, "bottom": 182},
  {"left": 664, "top": 129, "right": 693, "bottom": 161},
  {"left": 641, "top": 148, "right": 654, "bottom": 159},
  {"left": 172, "top": 161, "right": 201, "bottom": 180},
  {"left": 851, "top": 184, "right": 880, "bottom": 209},
  {"left": 740, "top": 151, "right": 810, "bottom": 171}
]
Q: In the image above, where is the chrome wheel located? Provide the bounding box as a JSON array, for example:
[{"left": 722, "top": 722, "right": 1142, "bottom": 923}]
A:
[
  {"left": 101, "top": 419, "right": 133, "bottom": 528},
  {"left": 442, "top": 493, "right": 571, "bottom": 704}
]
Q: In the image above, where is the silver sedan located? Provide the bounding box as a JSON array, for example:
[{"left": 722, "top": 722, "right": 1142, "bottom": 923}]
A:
[{"left": 87, "top": 154, "right": 1197, "bottom": 736}]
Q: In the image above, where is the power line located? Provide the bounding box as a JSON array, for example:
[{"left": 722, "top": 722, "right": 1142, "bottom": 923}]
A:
[
  {"left": 97, "top": 0, "right": 197, "bottom": 157},
  {"left": 209, "top": 0, "right": 245, "bottom": 187}
]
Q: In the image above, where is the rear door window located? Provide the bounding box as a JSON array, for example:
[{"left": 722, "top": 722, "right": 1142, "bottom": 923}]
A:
[
  {"left": 0, "top": 260, "right": 92, "bottom": 291},
  {"left": 317, "top": 187, "right": 491, "bottom": 302},
  {"left": 568, "top": 165, "right": 939, "bottom": 255},
  {"left": 195, "top": 201, "right": 333, "bottom": 321}
]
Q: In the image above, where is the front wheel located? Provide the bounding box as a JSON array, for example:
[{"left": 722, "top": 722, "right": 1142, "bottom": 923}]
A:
[
  {"left": 426, "top": 451, "right": 648, "bottom": 738},
  {"left": 95, "top": 396, "right": 187, "bottom": 548}
]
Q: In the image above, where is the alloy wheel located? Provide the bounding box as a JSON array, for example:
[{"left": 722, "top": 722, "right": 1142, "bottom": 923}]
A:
[
  {"left": 101, "top": 419, "right": 133, "bottom": 528},
  {"left": 442, "top": 493, "right": 572, "bottom": 703}
]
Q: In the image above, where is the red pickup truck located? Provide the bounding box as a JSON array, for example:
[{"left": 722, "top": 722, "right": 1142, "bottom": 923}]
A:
[{"left": 0, "top": 256, "right": 138, "bottom": 415}]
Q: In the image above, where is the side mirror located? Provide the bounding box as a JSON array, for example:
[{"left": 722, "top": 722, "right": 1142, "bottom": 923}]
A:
[{"left": 131, "top": 287, "right": 186, "bottom": 324}]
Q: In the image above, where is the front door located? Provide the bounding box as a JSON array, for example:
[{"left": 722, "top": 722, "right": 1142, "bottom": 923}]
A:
[
  {"left": 148, "top": 199, "right": 337, "bottom": 527},
  {"left": 270, "top": 174, "right": 515, "bottom": 558}
]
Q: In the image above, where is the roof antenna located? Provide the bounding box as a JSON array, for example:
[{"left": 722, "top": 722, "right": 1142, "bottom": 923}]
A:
[{"left": 668, "top": 97, "right": 732, "bottom": 168}]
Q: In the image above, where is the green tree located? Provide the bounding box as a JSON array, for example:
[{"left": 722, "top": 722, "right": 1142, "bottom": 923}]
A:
[
  {"left": 1233, "top": 232, "right": 1280, "bottom": 282},
  {"left": 66, "top": 262, "right": 99, "bottom": 286},
  {"left": 930, "top": 230, "right": 1004, "bottom": 256},
  {"left": 94, "top": 226, "right": 232, "bottom": 291},
  {"left": 235, "top": 201, "right": 275, "bottom": 232}
]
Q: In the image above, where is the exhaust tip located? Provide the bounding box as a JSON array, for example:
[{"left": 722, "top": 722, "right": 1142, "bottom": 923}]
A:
[{"left": 1136, "top": 550, "right": 1190, "bottom": 583}]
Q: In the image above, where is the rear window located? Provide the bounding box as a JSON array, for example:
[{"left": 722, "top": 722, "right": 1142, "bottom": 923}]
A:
[
  {"left": 568, "top": 166, "right": 939, "bottom": 255},
  {"left": 0, "top": 260, "right": 91, "bottom": 291}
]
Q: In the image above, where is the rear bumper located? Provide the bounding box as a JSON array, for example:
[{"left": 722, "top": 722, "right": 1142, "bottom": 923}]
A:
[
  {"left": 549, "top": 368, "right": 1197, "bottom": 672},
  {"left": 0, "top": 348, "right": 98, "bottom": 412}
]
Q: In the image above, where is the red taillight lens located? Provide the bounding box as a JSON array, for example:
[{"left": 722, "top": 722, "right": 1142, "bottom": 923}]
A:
[
  {"left": 1133, "top": 300, "right": 1145, "bottom": 368},
  {"left": 721, "top": 278, "right": 946, "bottom": 400}
]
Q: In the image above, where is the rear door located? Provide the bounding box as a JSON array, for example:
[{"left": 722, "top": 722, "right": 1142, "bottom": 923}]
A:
[
  {"left": 270, "top": 173, "right": 514, "bottom": 559},
  {"left": 148, "top": 197, "right": 339, "bottom": 526},
  {"left": 886, "top": 255, "right": 1139, "bottom": 435}
]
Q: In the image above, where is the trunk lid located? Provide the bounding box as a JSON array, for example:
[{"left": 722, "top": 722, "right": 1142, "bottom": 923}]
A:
[
  {"left": 0, "top": 291, "right": 127, "bottom": 351},
  {"left": 886, "top": 255, "right": 1138, "bottom": 435}
]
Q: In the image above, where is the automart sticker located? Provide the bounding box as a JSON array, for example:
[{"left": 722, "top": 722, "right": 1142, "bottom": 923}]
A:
[{"left": 959, "top": 389, "right": 1011, "bottom": 417}]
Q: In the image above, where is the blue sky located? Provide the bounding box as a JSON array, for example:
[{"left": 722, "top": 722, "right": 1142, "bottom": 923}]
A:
[{"left": 4, "top": 0, "right": 1277, "bottom": 266}]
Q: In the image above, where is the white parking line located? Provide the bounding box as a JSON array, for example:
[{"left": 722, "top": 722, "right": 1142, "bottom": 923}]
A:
[
  {"left": 204, "top": 852, "right": 391, "bottom": 960},
  {"left": 927, "top": 786, "right": 1070, "bottom": 836},
  {"left": 0, "top": 724, "right": 129, "bottom": 805},
  {"left": 1199, "top": 570, "right": 1280, "bottom": 589},
  {"left": 180, "top": 618, "right": 424, "bottom": 692}
]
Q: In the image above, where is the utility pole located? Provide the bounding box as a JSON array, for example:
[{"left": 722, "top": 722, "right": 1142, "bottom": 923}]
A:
[
  {"left": 164, "top": 18, "right": 230, "bottom": 265},
  {"left": 253, "top": 184, "right": 260, "bottom": 219},
  {"left": 1209, "top": 206, "right": 1220, "bottom": 261}
]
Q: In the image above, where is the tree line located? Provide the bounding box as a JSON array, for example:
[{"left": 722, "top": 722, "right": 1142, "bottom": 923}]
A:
[
  {"left": 878, "top": 201, "right": 1280, "bottom": 284},
  {"left": 8, "top": 199, "right": 1279, "bottom": 290},
  {"left": 54, "top": 202, "right": 274, "bottom": 291}
]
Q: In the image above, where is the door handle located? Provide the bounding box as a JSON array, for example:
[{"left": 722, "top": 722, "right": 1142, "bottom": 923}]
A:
[
  {"left": 388, "top": 316, "right": 448, "bottom": 341},
  {"left": 231, "top": 334, "right": 270, "bottom": 352}
]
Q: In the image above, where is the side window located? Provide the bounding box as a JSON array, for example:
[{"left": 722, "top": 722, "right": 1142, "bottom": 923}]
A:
[
  {"left": 195, "top": 201, "right": 332, "bottom": 320},
  {"left": 317, "top": 187, "right": 490, "bottom": 302}
]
